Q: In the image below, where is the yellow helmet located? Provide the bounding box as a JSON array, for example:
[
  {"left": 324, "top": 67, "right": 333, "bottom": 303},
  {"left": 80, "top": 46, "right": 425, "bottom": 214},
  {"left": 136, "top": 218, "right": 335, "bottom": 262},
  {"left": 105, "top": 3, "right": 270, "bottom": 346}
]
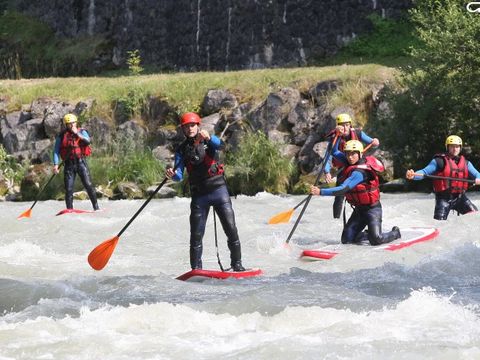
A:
[
  {"left": 445, "top": 135, "right": 462, "bottom": 147},
  {"left": 63, "top": 113, "right": 77, "bottom": 124},
  {"left": 344, "top": 140, "right": 364, "bottom": 153},
  {"left": 336, "top": 113, "right": 352, "bottom": 125}
]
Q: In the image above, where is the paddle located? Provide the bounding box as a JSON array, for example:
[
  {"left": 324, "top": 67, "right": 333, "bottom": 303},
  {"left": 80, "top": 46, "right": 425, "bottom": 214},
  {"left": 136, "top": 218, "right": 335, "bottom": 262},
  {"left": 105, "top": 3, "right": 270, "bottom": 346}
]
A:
[
  {"left": 413, "top": 173, "right": 477, "bottom": 184},
  {"left": 87, "top": 171, "right": 174, "bottom": 270},
  {"left": 17, "top": 163, "right": 63, "bottom": 219},
  {"left": 285, "top": 135, "right": 339, "bottom": 244},
  {"left": 268, "top": 140, "right": 375, "bottom": 225},
  {"left": 267, "top": 196, "right": 308, "bottom": 224}
]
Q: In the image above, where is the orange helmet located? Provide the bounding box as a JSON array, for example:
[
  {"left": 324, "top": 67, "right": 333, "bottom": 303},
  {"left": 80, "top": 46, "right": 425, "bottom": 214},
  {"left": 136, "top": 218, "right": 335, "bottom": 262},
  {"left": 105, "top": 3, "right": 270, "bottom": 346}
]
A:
[{"left": 180, "top": 112, "right": 201, "bottom": 126}]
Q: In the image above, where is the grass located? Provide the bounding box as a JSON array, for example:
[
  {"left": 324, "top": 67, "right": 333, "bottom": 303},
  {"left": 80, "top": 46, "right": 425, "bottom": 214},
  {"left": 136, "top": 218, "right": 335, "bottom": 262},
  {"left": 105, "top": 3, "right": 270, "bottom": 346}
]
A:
[{"left": 0, "top": 64, "right": 398, "bottom": 119}]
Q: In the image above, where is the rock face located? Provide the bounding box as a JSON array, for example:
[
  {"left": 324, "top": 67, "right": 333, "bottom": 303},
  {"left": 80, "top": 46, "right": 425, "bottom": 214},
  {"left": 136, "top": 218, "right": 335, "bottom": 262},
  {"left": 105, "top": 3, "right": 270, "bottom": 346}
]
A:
[
  {"left": 13, "top": 0, "right": 412, "bottom": 71},
  {"left": 1, "top": 78, "right": 399, "bottom": 198}
]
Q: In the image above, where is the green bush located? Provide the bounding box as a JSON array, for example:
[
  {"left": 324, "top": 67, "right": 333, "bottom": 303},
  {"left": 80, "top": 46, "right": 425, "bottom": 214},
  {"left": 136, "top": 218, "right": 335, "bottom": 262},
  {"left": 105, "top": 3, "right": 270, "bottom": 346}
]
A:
[
  {"left": 0, "top": 144, "right": 27, "bottom": 184},
  {"left": 126, "top": 50, "right": 144, "bottom": 76},
  {"left": 88, "top": 138, "right": 165, "bottom": 189},
  {"left": 369, "top": 0, "right": 480, "bottom": 175},
  {"left": 225, "top": 131, "right": 295, "bottom": 195}
]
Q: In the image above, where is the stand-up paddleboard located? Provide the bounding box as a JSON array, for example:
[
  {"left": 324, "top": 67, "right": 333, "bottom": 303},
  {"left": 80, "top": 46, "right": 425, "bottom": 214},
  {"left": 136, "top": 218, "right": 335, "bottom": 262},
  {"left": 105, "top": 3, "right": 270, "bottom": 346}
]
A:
[
  {"left": 176, "top": 268, "right": 263, "bottom": 282},
  {"left": 300, "top": 227, "right": 439, "bottom": 261},
  {"left": 56, "top": 208, "right": 98, "bottom": 216}
]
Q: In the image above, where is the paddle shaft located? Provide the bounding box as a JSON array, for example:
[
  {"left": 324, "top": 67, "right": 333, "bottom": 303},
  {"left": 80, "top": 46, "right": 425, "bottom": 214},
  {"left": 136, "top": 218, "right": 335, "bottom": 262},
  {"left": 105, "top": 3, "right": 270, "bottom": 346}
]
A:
[
  {"left": 287, "top": 138, "right": 372, "bottom": 213},
  {"left": 29, "top": 162, "right": 63, "bottom": 210},
  {"left": 117, "top": 176, "right": 169, "bottom": 237},
  {"left": 286, "top": 135, "right": 338, "bottom": 243},
  {"left": 414, "top": 173, "right": 476, "bottom": 184}
]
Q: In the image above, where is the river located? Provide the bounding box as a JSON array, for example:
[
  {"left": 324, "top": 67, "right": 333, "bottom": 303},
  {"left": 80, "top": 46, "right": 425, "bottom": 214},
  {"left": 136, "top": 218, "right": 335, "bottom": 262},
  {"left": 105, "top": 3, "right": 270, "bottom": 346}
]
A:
[{"left": 1, "top": 193, "right": 480, "bottom": 359}]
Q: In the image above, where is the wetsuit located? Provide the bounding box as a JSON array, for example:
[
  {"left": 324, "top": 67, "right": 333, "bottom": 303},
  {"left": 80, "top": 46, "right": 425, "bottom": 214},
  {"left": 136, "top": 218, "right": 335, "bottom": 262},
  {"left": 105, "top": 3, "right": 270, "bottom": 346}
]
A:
[
  {"left": 53, "top": 129, "right": 99, "bottom": 210},
  {"left": 412, "top": 153, "right": 479, "bottom": 220},
  {"left": 172, "top": 135, "right": 243, "bottom": 271},
  {"left": 324, "top": 129, "right": 377, "bottom": 219},
  {"left": 320, "top": 150, "right": 400, "bottom": 245}
]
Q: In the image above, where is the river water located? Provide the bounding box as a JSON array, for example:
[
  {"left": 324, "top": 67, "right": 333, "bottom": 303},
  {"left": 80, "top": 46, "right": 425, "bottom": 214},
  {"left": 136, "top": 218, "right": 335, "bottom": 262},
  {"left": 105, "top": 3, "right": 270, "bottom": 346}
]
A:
[{"left": 1, "top": 193, "right": 480, "bottom": 359}]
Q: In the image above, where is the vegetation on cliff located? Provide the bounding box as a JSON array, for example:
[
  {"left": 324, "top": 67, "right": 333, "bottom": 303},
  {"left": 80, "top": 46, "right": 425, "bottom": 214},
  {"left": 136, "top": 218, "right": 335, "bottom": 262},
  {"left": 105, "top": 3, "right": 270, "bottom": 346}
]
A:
[{"left": 368, "top": 0, "right": 480, "bottom": 176}]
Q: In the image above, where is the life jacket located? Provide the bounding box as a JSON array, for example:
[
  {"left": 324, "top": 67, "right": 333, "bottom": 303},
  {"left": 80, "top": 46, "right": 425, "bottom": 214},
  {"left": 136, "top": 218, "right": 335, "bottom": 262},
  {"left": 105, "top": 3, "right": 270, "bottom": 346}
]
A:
[
  {"left": 59, "top": 129, "right": 92, "bottom": 160},
  {"left": 328, "top": 128, "right": 361, "bottom": 168},
  {"left": 179, "top": 136, "right": 225, "bottom": 186},
  {"left": 339, "top": 156, "right": 383, "bottom": 206},
  {"left": 432, "top": 153, "right": 469, "bottom": 194}
]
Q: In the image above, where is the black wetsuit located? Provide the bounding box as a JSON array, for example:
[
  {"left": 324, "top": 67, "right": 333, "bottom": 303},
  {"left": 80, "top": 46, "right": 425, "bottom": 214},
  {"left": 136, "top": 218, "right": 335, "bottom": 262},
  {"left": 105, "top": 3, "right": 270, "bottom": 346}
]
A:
[
  {"left": 64, "top": 158, "right": 99, "bottom": 210},
  {"left": 174, "top": 136, "right": 244, "bottom": 271}
]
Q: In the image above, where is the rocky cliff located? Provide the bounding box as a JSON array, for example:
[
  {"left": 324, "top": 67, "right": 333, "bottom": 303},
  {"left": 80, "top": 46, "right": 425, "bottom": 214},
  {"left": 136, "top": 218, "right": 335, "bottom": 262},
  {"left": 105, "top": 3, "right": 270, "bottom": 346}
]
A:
[{"left": 13, "top": 0, "right": 411, "bottom": 71}]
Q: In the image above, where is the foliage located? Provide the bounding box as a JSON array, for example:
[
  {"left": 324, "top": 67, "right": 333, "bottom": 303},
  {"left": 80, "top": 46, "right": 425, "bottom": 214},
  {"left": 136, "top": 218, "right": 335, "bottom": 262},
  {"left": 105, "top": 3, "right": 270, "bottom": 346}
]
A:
[
  {"left": 0, "top": 11, "right": 109, "bottom": 79},
  {"left": 329, "top": 14, "right": 419, "bottom": 66},
  {"left": 88, "top": 138, "right": 165, "bottom": 188},
  {"left": 369, "top": 0, "right": 480, "bottom": 174},
  {"left": 126, "top": 50, "right": 144, "bottom": 76},
  {"left": 225, "top": 131, "right": 295, "bottom": 195},
  {"left": 0, "top": 144, "right": 26, "bottom": 184},
  {"left": 113, "top": 84, "right": 149, "bottom": 119}
]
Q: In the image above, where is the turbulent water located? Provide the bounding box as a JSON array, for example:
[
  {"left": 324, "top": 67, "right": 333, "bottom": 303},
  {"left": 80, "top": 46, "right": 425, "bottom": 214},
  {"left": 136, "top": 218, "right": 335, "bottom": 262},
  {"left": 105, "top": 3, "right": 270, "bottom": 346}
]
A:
[{"left": 1, "top": 193, "right": 480, "bottom": 359}]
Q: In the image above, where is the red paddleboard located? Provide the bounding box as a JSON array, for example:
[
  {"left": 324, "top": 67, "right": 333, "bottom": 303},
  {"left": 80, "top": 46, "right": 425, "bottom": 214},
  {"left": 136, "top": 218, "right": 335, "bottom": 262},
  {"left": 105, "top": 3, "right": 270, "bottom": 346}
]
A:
[
  {"left": 176, "top": 268, "right": 263, "bottom": 282},
  {"left": 56, "top": 208, "right": 97, "bottom": 216},
  {"left": 300, "top": 227, "right": 439, "bottom": 261}
]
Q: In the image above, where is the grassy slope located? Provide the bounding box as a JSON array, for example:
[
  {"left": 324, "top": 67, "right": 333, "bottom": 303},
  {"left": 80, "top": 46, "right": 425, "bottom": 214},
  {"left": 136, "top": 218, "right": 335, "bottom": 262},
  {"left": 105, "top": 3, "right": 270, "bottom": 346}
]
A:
[{"left": 0, "top": 64, "right": 397, "bottom": 122}]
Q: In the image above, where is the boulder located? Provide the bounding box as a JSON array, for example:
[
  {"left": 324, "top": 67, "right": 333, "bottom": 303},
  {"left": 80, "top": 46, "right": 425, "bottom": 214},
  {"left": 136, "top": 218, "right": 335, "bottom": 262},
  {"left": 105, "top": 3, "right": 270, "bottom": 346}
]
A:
[
  {"left": 84, "top": 117, "right": 112, "bottom": 151},
  {"left": 152, "top": 145, "right": 173, "bottom": 163},
  {"left": 43, "top": 100, "right": 74, "bottom": 138},
  {"left": 248, "top": 87, "right": 301, "bottom": 133},
  {"left": 200, "top": 113, "right": 222, "bottom": 135},
  {"left": 308, "top": 80, "right": 340, "bottom": 105},
  {"left": 146, "top": 185, "right": 177, "bottom": 198},
  {"left": 115, "top": 181, "right": 144, "bottom": 199},
  {"left": 201, "top": 89, "right": 238, "bottom": 114},
  {"left": 73, "top": 191, "right": 89, "bottom": 200}
]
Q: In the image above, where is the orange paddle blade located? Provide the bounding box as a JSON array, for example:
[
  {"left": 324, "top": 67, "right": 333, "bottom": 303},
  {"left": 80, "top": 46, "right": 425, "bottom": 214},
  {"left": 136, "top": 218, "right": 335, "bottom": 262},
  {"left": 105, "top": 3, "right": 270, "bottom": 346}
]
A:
[
  {"left": 17, "top": 208, "right": 32, "bottom": 219},
  {"left": 88, "top": 236, "right": 119, "bottom": 270},
  {"left": 268, "top": 208, "right": 294, "bottom": 224}
]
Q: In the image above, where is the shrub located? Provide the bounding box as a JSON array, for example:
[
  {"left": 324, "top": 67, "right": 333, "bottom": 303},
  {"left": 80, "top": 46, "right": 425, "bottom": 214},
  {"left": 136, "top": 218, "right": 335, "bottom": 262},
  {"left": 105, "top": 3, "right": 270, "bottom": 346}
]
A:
[
  {"left": 88, "top": 138, "right": 165, "bottom": 189},
  {"left": 0, "top": 144, "right": 26, "bottom": 184},
  {"left": 225, "top": 131, "right": 294, "bottom": 195},
  {"left": 126, "top": 50, "right": 144, "bottom": 76}
]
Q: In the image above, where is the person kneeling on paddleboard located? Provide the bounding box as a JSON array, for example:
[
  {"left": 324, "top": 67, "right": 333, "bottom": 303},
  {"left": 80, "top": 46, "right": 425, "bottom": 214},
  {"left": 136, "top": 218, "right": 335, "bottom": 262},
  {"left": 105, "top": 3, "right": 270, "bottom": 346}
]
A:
[
  {"left": 53, "top": 113, "right": 99, "bottom": 211},
  {"left": 310, "top": 140, "right": 401, "bottom": 245},
  {"left": 406, "top": 135, "right": 480, "bottom": 220},
  {"left": 165, "top": 112, "right": 245, "bottom": 272}
]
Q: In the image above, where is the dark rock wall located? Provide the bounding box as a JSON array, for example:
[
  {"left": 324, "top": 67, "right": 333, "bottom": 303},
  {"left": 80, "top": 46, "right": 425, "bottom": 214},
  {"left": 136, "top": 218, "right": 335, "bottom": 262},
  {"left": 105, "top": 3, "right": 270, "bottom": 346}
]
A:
[{"left": 14, "top": 0, "right": 411, "bottom": 71}]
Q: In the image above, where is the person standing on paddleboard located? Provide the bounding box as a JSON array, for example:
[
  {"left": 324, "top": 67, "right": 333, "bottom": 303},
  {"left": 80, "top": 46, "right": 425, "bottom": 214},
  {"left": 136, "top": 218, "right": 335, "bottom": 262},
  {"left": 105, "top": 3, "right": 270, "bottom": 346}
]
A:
[
  {"left": 406, "top": 135, "right": 480, "bottom": 220},
  {"left": 311, "top": 139, "right": 401, "bottom": 245},
  {"left": 165, "top": 112, "right": 245, "bottom": 272},
  {"left": 323, "top": 113, "right": 380, "bottom": 219},
  {"left": 53, "top": 113, "right": 99, "bottom": 211}
]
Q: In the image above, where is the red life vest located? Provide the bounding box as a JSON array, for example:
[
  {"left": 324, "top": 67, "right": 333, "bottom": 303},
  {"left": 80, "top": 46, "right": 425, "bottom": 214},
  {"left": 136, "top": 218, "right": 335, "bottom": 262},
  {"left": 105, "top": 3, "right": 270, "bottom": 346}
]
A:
[
  {"left": 432, "top": 153, "right": 469, "bottom": 194},
  {"left": 180, "top": 138, "right": 224, "bottom": 184},
  {"left": 59, "top": 129, "right": 92, "bottom": 160},
  {"left": 330, "top": 128, "right": 360, "bottom": 168},
  {"left": 340, "top": 156, "right": 383, "bottom": 206}
]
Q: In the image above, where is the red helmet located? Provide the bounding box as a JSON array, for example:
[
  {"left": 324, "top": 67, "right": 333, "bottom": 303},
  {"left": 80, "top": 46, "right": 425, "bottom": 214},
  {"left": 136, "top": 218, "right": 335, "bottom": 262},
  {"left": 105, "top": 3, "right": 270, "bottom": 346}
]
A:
[{"left": 180, "top": 112, "right": 201, "bottom": 125}]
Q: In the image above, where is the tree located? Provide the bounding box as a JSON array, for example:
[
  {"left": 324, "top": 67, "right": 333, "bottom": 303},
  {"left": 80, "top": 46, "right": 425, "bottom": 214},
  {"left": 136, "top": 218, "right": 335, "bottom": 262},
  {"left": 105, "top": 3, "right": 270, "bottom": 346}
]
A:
[{"left": 372, "top": 0, "right": 480, "bottom": 173}]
